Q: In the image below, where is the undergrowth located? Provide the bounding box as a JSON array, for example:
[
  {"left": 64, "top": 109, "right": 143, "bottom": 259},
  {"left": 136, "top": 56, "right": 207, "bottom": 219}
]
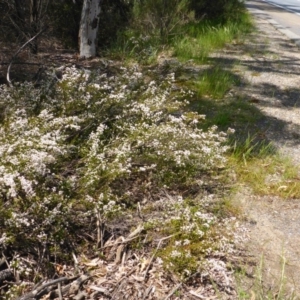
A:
[
  {"left": 230, "top": 137, "right": 300, "bottom": 199},
  {"left": 0, "top": 64, "right": 237, "bottom": 298},
  {"left": 2, "top": 4, "right": 297, "bottom": 298},
  {"left": 107, "top": 10, "right": 253, "bottom": 64}
]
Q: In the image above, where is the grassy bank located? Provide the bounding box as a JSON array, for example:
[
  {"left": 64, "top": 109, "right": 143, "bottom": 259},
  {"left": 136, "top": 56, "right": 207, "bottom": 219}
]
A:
[{"left": 173, "top": 13, "right": 253, "bottom": 63}]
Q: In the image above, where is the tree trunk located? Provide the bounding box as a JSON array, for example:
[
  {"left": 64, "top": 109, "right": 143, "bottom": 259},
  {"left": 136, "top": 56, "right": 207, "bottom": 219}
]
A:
[
  {"left": 29, "top": 0, "right": 39, "bottom": 54},
  {"left": 79, "top": 0, "right": 101, "bottom": 58}
]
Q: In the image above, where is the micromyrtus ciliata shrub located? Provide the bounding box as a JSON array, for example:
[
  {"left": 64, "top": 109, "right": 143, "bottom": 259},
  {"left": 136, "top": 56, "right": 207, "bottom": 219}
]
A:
[{"left": 0, "top": 64, "right": 233, "bottom": 278}]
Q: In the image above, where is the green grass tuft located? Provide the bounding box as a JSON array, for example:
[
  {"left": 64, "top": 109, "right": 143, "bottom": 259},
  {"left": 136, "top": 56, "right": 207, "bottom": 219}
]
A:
[{"left": 173, "top": 12, "right": 253, "bottom": 63}]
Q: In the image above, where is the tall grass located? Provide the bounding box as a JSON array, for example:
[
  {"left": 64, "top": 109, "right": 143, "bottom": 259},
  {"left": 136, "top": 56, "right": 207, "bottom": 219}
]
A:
[
  {"left": 107, "top": 10, "right": 253, "bottom": 63},
  {"left": 173, "top": 12, "right": 253, "bottom": 62},
  {"left": 228, "top": 135, "right": 300, "bottom": 199},
  {"left": 194, "top": 67, "right": 239, "bottom": 98}
]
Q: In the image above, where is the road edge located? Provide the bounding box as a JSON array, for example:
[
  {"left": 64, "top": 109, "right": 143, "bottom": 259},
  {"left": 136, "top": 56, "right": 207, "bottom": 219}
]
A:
[{"left": 247, "top": 5, "right": 300, "bottom": 47}]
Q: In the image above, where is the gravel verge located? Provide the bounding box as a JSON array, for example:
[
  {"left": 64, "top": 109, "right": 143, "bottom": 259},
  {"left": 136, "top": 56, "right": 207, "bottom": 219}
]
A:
[{"left": 215, "top": 11, "right": 300, "bottom": 298}]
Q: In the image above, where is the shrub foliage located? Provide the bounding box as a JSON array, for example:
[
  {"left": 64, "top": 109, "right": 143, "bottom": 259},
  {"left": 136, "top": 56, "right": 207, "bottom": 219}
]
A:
[{"left": 0, "top": 64, "right": 232, "bottom": 275}]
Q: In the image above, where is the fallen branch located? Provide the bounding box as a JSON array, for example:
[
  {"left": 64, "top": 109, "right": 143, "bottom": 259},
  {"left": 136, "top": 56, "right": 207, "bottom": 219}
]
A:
[
  {"left": 48, "top": 274, "right": 90, "bottom": 298},
  {"left": 16, "top": 277, "right": 70, "bottom": 300}
]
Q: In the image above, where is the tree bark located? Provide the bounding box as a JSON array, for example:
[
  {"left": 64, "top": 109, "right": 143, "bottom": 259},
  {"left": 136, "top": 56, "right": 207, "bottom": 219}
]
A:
[{"left": 79, "top": 0, "right": 101, "bottom": 58}]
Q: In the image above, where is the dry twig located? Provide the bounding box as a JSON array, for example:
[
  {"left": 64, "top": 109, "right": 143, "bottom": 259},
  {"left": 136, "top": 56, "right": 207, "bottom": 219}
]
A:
[
  {"left": 164, "top": 272, "right": 200, "bottom": 300},
  {"left": 96, "top": 210, "right": 103, "bottom": 248},
  {"left": 57, "top": 282, "right": 63, "bottom": 300},
  {"left": 143, "top": 234, "right": 177, "bottom": 281}
]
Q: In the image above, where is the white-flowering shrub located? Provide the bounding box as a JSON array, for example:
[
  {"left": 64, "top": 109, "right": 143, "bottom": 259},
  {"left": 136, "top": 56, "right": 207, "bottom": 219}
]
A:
[
  {"left": 148, "top": 194, "right": 237, "bottom": 278},
  {"left": 0, "top": 63, "right": 233, "bottom": 276},
  {"left": 0, "top": 108, "right": 82, "bottom": 199},
  {"left": 79, "top": 67, "right": 230, "bottom": 201}
]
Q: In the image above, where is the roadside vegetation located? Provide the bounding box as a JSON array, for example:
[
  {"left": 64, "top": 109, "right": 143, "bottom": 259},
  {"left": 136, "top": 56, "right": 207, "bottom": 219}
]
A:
[{"left": 0, "top": 0, "right": 299, "bottom": 299}]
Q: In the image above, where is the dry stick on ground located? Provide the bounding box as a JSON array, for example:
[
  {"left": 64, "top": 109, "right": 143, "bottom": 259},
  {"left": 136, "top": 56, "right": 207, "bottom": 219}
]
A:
[
  {"left": 89, "top": 285, "right": 111, "bottom": 297},
  {"left": 163, "top": 272, "right": 200, "bottom": 300},
  {"left": 101, "top": 224, "right": 144, "bottom": 251},
  {"left": 143, "top": 234, "right": 178, "bottom": 281},
  {"left": 142, "top": 285, "right": 155, "bottom": 300},
  {"left": 137, "top": 202, "right": 145, "bottom": 221},
  {"left": 48, "top": 274, "right": 90, "bottom": 299},
  {"left": 96, "top": 210, "right": 102, "bottom": 248},
  {"left": 72, "top": 252, "right": 81, "bottom": 274},
  {"left": 126, "top": 224, "right": 144, "bottom": 241},
  {"left": 107, "top": 225, "right": 144, "bottom": 262},
  {"left": 114, "top": 239, "right": 125, "bottom": 265},
  {"left": 6, "top": 29, "right": 45, "bottom": 87},
  {"left": 16, "top": 277, "right": 71, "bottom": 300},
  {"left": 111, "top": 278, "right": 128, "bottom": 299},
  {"left": 0, "top": 62, "right": 43, "bottom": 66},
  {"left": 0, "top": 257, "right": 6, "bottom": 269},
  {"left": 101, "top": 235, "right": 141, "bottom": 250},
  {"left": 2, "top": 253, "right": 11, "bottom": 271},
  {"left": 58, "top": 282, "right": 63, "bottom": 300}
]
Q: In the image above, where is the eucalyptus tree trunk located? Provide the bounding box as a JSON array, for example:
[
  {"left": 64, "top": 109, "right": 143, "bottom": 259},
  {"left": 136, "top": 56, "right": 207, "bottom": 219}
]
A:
[{"left": 79, "top": 0, "right": 101, "bottom": 58}]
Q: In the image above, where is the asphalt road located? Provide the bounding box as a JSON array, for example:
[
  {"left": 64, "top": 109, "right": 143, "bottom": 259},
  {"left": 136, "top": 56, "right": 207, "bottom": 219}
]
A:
[
  {"left": 263, "top": 0, "right": 300, "bottom": 14},
  {"left": 246, "top": 0, "right": 300, "bottom": 42}
]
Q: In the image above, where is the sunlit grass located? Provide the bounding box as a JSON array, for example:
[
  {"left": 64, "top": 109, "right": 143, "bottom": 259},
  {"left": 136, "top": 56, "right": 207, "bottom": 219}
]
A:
[
  {"left": 194, "top": 67, "right": 239, "bottom": 98},
  {"left": 173, "top": 12, "right": 253, "bottom": 62},
  {"left": 228, "top": 135, "right": 300, "bottom": 199}
]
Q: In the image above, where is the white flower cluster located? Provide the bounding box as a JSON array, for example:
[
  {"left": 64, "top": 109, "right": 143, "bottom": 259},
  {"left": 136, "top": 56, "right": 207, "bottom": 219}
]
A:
[
  {"left": 93, "top": 193, "right": 124, "bottom": 221},
  {"left": 0, "top": 62, "right": 233, "bottom": 270},
  {"left": 80, "top": 65, "right": 229, "bottom": 199},
  {"left": 0, "top": 108, "right": 81, "bottom": 200},
  {"left": 10, "top": 256, "right": 33, "bottom": 277},
  {"left": 149, "top": 193, "right": 240, "bottom": 277}
]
